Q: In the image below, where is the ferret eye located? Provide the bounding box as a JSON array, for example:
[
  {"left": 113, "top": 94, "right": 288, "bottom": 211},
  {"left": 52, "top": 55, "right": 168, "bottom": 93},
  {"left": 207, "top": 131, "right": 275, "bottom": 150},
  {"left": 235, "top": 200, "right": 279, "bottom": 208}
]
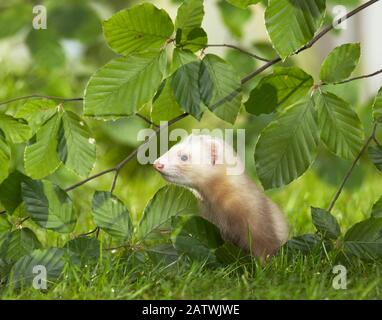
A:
[{"left": 180, "top": 154, "right": 188, "bottom": 162}]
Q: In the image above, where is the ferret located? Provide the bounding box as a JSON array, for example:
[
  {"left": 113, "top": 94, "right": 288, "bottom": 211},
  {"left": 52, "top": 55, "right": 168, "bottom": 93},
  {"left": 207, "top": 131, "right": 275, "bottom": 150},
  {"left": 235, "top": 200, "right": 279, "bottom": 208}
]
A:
[{"left": 153, "top": 134, "right": 288, "bottom": 260}]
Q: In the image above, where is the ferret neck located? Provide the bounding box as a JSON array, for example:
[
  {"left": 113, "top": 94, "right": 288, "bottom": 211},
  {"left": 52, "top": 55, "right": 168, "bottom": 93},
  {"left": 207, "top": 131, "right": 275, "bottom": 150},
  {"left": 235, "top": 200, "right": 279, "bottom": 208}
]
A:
[{"left": 195, "top": 170, "right": 241, "bottom": 202}]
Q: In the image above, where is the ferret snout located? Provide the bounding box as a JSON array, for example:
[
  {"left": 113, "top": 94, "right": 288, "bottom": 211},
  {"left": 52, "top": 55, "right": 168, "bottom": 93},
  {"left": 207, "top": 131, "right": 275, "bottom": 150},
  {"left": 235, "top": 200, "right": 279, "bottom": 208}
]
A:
[{"left": 153, "top": 160, "right": 164, "bottom": 172}]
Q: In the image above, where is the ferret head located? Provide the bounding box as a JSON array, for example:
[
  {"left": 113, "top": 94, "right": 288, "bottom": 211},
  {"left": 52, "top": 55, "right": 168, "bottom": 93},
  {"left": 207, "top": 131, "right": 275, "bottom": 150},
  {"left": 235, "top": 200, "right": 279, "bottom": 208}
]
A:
[{"left": 153, "top": 134, "right": 242, "bottom": 188}]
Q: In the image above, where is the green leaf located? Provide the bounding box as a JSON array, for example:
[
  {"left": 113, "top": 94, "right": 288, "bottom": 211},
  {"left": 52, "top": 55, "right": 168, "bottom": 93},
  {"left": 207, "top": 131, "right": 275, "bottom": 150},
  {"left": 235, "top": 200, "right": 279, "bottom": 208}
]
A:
[
  {"left": 253, "top": 41, "right": 278, "bottom": 61},
  {"left": 84, "top": 51, "right": 166, "bottom": 118},
  {"left": 284, "top": 234, "right": 321, "bottom": 255},
  {"left": 368, "top": 146, "right": 382, "bottom": 172},
  {"left": 64, "top": 237, "right": 100, "bottom": 262},
  {"left": 320, "top": 43, "right": 361, "bottom": 83},
  {"left": 58, "top": 111, "right": 96, "bottom": 177},
  {"left": 217, "top": 0, "right": 252, "bottom": 39},
  {"left": 171, "top": 215, "right": 224, "bottom": 261},
  {"left": 0, "top": 171, "right": 32, "bottom": 214},
  {"left": 227, "top": 0, "right": 261, "bottom": 8},
  {"left": 92, "top": 191, "right": 133, "bottom": 240},
  {"left": 103, "top": 3, "right": 174, "bottom": 55},
  {"left": 171, "top": 49, "right": 203, "bottom": 119},
  {"left": 101, "top": 117, "right": 148, "bottom": 147},
  {"left": 10, "top": 248, "right": 66, "bottom": 288},
  {"left": 225, "top": 48, "right": 256, "bottom": 78},
  {"left": 0, "top": 113, "right": 32, "bottom": 144},
  {"left": 344, "top": 218, "right": 382, "bottom": 259},
  {"left": 152, "top": 79, "right": 183, "bottom": 123},
  {"left": 255, "top": 100, "right": 319, "bottom": 189},
  {"left": 245, "top": 67, "right": 313, "bottom": 115},
  {"left": 0, "top": 215, "right": 11, "bottom": 233},
  {"left": 170, "top": 47, "right": 199, "bottom": 73},
  {"left": 265, "top": 0, "right": 326, "bottom": 59},
  {"left": 24, "top": 112, "right": 61, "bottom": 179},
  {"left": 26, "top": 29, "right": 66, "bottom": 69},
  {"left": 372, "top": 87, "right": 382, "bottom": 123},
  {"left": 49, "top": 2, "right": 102, "bottom": 45},
  {"left": 0, "top": 228, "right": 41, "bottom": 263},
  {"left": 175, "top": 0, "right": 204, "bottom": 30},
  {"left": 371, "top": 197, "right": 382, "bottom": 218},
  {"left": 146, "top": 243, "right": 178, "bottom": 265},
  {"left": 176, "top": 27, "right": 208, "bottom": 52},
  {"left": 15, "top": 99, "right": 57, "bottom": 133},
  {"left": 22, "top": 180, "right": 76, "bottom": 233},
  {"left": 200, "top": 54, "right": 242, "bottom": 124},
  {"left": 175, "top": 0, "right": 206, "bottom": 52},
  {"left": 328, "top": 0, "right": 360, "bottom": 6},
  {"left": 138, "top": 185, "right": 199, "bottom": 239},
  {"left": 0, "top": 4, "right": 30, "bottom": 39},
  {"left": 215, "top": 242, "right": 249, "bottom": 265},
  {"left": 311, "top": 207, "right": 341, "bottom": 240},
  {"left": 315, "top": 91, "right": 364, "bottom": 160},
  {"left": 0, "top": 137, "right": 10, "bottom": 184}
]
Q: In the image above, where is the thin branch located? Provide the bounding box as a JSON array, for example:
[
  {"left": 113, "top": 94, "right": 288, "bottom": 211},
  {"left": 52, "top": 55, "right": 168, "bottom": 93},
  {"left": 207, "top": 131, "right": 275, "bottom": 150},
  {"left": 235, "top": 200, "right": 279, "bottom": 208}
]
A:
[
  {"left": 296, "top": 0, "right": 379, "bottom": 54},
  {"left": 113, "top": 113, "right": 189, "bottom": 173},
  {"left": 108, "top": 113, "right": 189, "bottom": 192},
  {"left": 322, "top": 68, "right": 382, "bottom": 86},
  {"left": 64, "top": 167, "right": 116, "bottom": 192},
  {"left": 0, "top": 95, "right": 160, "bottom": 131},
  {"left": 328, "top": 123, "right": 379, "bottom": 213},
  {"left": 136, "top": 113, "right": 159, "bottom": 128},
  {"left": 110, "top": 171, "right": 119, "bottom": 193},
  {"left": 104, "top": 243, "right": 143, "bottom": 251},
  {"left": 10, "top": 0, "right": 378, "bottom": 194},
  {"left": 16, "top": 216, "right": 30, "bottom": 228},
  {"left": 20, "top": 216, "right": 30, "bottom": 224},
  {"left": 0, "top": 95, "right": 83, "bottom": 106},
  {"left": 242, "top": 0, "right": 378, "bottom": 84},
  {"left": 65, "top": 113, "right": 189, "bottom": 192},
  {"left": 104, "top": 244, "right": 131, "bottom": 251},
  {"left": 241, "top": 57, "right": 282, "bottom": 84},
  {"left": 373, "top": 136, "right": 381, "bottom": 147},
  {"left": 0, "top": 210, "right": 6, "bottom": 215},
  {"left": 2, "top": 0, "right": 375, "bottom": 110},
  {"left": 203, "top": 44, "right": 271, "bottom": 62},
  {"left": 66, "top": 0, "right": 376, "bottom": 193},
  {"left": 78, "top": 227, "right": 100, "bottom": 237}
]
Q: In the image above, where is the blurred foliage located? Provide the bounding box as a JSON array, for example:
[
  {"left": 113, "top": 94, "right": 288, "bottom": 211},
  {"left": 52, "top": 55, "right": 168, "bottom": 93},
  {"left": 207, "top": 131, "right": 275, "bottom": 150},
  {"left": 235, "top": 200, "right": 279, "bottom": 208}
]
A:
[
  {"left": 0, "top": 0, "right": 381, "bottom": 294},
  {"left": 217, "top": 0, "right": 252, "bottom": 39},
  {"left": 0, "top": 0, "right": 379, "bottom": 218}
]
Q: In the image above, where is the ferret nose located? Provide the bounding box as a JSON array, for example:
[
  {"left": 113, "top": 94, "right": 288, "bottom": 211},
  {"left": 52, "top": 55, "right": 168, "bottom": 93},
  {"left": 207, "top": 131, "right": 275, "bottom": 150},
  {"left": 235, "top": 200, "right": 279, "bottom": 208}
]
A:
[{"left": 153, "top": 161, "right": 164, "bottom": 171}]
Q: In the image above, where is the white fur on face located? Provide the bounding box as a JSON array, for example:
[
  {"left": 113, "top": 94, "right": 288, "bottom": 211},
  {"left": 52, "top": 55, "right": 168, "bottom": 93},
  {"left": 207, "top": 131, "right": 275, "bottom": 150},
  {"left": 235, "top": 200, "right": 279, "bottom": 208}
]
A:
[
  {"left": 153, "top": 135, "right": 210, "bottom": 186},
  {"left": 153, "top": 134, "right": 242, "bottom": 186}
]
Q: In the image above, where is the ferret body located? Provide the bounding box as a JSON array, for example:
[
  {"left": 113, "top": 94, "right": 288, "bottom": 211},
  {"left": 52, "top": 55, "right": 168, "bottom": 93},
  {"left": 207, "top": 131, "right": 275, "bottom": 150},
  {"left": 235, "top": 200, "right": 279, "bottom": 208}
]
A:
[{"left": 153, "top": 134, "right": 288, "bottom": 260}]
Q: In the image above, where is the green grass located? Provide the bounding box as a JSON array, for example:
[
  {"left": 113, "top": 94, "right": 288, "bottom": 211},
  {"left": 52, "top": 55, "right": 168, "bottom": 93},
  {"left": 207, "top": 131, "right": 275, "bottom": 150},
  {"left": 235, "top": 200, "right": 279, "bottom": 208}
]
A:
[
  {"left": 1, "top": 158, "right": 382, "bottom": 300},
  {"left": 2, "top": 248, "right": 382, "bottom": 299}
]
